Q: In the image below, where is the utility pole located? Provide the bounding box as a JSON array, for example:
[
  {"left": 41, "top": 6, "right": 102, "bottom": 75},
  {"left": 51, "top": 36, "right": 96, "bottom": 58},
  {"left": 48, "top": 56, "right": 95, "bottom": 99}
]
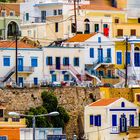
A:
[
  {"left": 74, "top": 0, "right": 77, "bottom": 34},
  {"left": 125, "top": 37, "right": 128, "bottom": 87},
  {"left": 15, "top": 28, "right": 18, "bottom": 85}
]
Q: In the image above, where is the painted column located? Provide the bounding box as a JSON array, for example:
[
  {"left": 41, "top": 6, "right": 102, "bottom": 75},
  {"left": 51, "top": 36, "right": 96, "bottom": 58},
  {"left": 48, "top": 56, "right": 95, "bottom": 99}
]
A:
[{"left": 131, "top": 43, "right": 135, "bottom": 67}]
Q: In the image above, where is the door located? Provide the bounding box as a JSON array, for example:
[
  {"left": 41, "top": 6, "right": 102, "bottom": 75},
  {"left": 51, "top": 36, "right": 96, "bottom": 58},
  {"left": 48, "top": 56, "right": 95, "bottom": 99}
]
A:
[
  {"left": 120, "top": 114, "right": 127, "bottom": 132},
  {"left": 52, "top": 74, "right": 57, "bottom": 82},
  {"left": 18, "top": 77, "right": 23, "bottom": 87},
  {"left": 98, "top": 48, "right": 103, "bottom": 63},
  {"left": 107, "top": 48, "right": 111, "bottom": 63},
  {"left": 34, "top": 78, "right": 38, "bottom": 85},
  {"left": 18, "top": 58, "right": 23, "bottom": 71},
  {"left": 134, "top": 52, "right": 140, "bottom": 66},
  {"left": 56, "top": 57, "right": 61, "bottom": 70}
]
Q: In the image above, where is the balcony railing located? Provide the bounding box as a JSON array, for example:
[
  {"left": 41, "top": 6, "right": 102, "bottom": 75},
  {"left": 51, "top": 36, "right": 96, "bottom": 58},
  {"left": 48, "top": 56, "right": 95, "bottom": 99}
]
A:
[{"left": 18, "top": 66, "right": 34, "bottom": 73}]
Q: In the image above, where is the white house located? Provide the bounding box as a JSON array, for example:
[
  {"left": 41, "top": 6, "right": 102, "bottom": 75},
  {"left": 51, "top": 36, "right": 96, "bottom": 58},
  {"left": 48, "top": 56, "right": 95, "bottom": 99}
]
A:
[
  {"left": 0, "top": 41, "right": 43, "bottom": 87},
  {"left": 84, "top": 98, "right": 139, "bottom": 140}
]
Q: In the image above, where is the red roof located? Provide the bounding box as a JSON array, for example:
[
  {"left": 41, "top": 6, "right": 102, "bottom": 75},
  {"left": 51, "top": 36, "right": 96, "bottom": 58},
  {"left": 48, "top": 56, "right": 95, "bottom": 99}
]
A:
[
  {"left": 0, "top": 41, "right": 36, "bottom": 48},
  {"left": 89, "top": 98, "right": 120, "bottom": 107}
]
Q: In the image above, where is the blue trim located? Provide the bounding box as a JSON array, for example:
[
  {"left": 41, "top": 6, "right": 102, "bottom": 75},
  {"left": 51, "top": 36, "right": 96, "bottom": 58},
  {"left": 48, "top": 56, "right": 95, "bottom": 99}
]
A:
[{"left": 110, "top": 109, "right": 136, "bottom": 111}]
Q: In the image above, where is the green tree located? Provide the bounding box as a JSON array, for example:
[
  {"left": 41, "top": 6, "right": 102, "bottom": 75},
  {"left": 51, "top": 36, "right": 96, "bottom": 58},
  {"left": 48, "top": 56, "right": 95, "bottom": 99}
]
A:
[{"left": 26, "top": 91, "right": 70, "bottom": 129}]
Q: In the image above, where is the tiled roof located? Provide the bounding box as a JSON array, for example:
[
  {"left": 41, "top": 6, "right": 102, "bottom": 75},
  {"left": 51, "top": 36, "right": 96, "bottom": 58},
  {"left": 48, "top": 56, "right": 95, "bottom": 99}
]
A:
[
  {"left": 89, "top": 98, "right": 120, "bottom": 107},
  {"left": 0, "top": 41, "right": 36, "bottom": 48},
  {"left": 66, "top": 33, "right": 96, "bottom": 42},
  {"left": 79, "top": 4, "right": 121, "bottom": 11}
]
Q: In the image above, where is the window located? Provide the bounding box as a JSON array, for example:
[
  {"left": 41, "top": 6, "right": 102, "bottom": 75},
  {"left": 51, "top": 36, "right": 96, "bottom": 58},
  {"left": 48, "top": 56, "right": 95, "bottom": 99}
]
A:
[
  {"left": 0, "top": 109, "right": 3, "bottom": 117},
  {"left": 71, "top": 23, "right": 76, "bottom": 33},
  {"left": 121, "top": 102, "right": 125, "bottom": 107},
  {"left": 98, "top": 37, "right": 101, "bottom": 43},
  {"left": 112, "top": 114, "right": 117, "bottom": 126},
  {"left": 46, "top": 57, "right": 53, "bottom": 65},
  {"left": 94, "top": 24, "right": 99, "bottom": 32},
  {"left": 64, "top": 74, "right": 69, "bottom": 81},
  {"left": 95, "top": 115, "right": 101, "bottom": 126},
  {"left": 74, "top": 57, "right": 79, "bottom": 66},
  {"left": 25, "top": 13, "right": 29, "bottom": 21},
  {"left": 1, "top": 10, "right": 6, "bottom": 17},
  {"left": 131, "top": 29, "right": 136, "bottom": 36},
  {"left": 84, "top": 19, "right": 90, "bottom": 34},
  {"left": 136, "top": 94, "right": 140, "bottom": 102},
  {"left": 53, "top": 10, "right": 57, "bottom": 15},
  {"left": 115, "top": 18, "right": 119, "bottom": 23},
  {"left": 63, "top": 57, "right": 69, "bottom": 66},
  {"left": 10, "top": 11, "right": 14, "bottom": 16},
  {"left": 52, "top": 74, "right": 57, "bottom": 82},
  {"left": 138, "top": 18, "right": 140, "bottom": 23},
  {"left": 116, "top": 52, "right": 122, "bottom": 64},
  {"left": 125, "top": 52, "right": 130, "bottom": 65},
  {"left": 34, "top": 77, "right": 38, "bottom": 85},
  {"left": 58, "top": 9, "right": 62, "bottom": 15},
  {"left": 55, "top": 22, "right": 59, "bottom": 32},
  {"left": 117, "top": 29, "right": 123, "bottom": 36},
  {"left": 99, "top": 70, "right": 104, "bottom": 76},
  {"left": 31, "top": 57, "right": 38, "bottom": 67},
  {"left": 3, "top": 57, "right": 10, "bottom": 66},
  {"left": 103, "top": 24, "right": 108, "bottom": 28},
  {"left": 90, "top": 115, "right": 94, "bottom": 126},
  {"left": 41, "top": 11, "right": 46, "bottom": 22},
  {"left": 107, "top": 48, "right": 111, "bottom": 58},
  {"left": 90, "top": 48, "right": 94, "bottom": 58},
  {"left": 0, "top": 136, "right": 7, "bottom": 140},
  {"left": 129, "top": 114, "right": 134, "bottom": 126}
]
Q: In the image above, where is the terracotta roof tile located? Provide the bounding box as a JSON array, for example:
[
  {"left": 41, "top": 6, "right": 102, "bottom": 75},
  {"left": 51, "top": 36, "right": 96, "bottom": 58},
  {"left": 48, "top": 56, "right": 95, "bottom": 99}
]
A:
[
  {"left": 89, "top": 98, "right": 120, "bottom": 107},
  {"left": 66, "top": 33, "right": 96, "bottom": 42},
  {"left": 0, "top": 41, "right": 36, "bottom": 48},
  {"left": 79, "top": 4, "right": 122, "bottom": 11}
]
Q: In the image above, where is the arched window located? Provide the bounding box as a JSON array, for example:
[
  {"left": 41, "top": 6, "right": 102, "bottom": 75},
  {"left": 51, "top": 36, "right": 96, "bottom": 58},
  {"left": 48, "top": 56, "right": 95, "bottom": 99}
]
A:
[
  {"left": 84, "top": 18, "right": 90, "bottom": 34},
  {"left": 135, "top": 47, "right": 139, "bottom": 51},
  {"left": 121, "top": 102, "right": 125, "bottom": 107}
]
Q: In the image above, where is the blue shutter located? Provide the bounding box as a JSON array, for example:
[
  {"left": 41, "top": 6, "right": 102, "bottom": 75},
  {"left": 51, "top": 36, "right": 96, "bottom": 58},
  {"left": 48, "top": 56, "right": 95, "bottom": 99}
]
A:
[
  {"left": 112, "top": 114, "right": 117, "bottom": 126},
  {"left": 50, "top": 57, "right": 53, "bottom": 65},
  {"left": 130, "top": 115, "right": 134, "bottom": 126},
  {"left": 90, "top": 48, "right": 94, "bottom": 58},
  {"left": 98, "top": 115, "right": 101, "bottom": 126},
  {"left": 95, "top": 116, "right": 98, "bottom": 126},
  {"left": 90, "top": 115, "right": 93, "bottom": 126},
  {"left": 98, "top": 37, "right": 101, "bottom": 43},
  {"left": 46, "top": 57, "right": 48, "bottom": 65},
  {"left": 126, "top": 52, "right": 130, "bottom": 65},
  {"left": 31, "top": 58, "right": 38, "bottom": 67},
  {"left": 67, "top": 57, "right": 69, "bottom": 65},
  {"left": 74, "top": 58, "right": 76, "bottom": 66},
  {"left": 3, "top": 57, "right": 10, "bottom": 66},
  {"left": 63, "top": 57, "right": 65, "bottom": 65},
  {"left": 117, "top": 52, "right": 122, "bottom": 64}
]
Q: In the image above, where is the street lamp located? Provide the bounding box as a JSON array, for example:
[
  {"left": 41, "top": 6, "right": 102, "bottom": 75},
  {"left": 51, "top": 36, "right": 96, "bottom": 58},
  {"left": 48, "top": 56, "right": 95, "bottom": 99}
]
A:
[{"left": 8, "top": 111, "right": 59, "bottom": 140}]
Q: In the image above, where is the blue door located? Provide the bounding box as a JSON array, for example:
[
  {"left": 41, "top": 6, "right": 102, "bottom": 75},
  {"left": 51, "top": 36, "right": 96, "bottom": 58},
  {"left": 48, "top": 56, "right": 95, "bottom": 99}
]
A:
[
  {"left": 18, "top": 58, "right": 23, "bottom": 71},
  {"left": 120, "top": 114, "right": 127, "bottom": 132},
  {"left": 52, "top": 74, "right": 56, "bottom": 82},
  {"left": 56, "top": 57, "right": 61, "bottom": 70},
  {"left": 107, "top": 48, "right": 111, "bottom": 62},
  {"left": 98, "top": 48, "right": 103, "bottom": 63},
  {"left": 34, "top": 78, "right": 38, "bottom": 85},
  {"left": 134, "top": 52, "right": 140, "bottom": 66},
  {"left": 18, "top": 77, "right": 23, "bottom": 87}
]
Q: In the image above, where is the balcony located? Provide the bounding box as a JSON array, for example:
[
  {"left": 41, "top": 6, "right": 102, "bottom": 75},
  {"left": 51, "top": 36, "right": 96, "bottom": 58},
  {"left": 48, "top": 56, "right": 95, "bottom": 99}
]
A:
[
  {"left": 0, "top": 118, "right": 26, "bottom": 128},
  {"left": 18, "top": 66, "right": 34, "bottom": 74}
]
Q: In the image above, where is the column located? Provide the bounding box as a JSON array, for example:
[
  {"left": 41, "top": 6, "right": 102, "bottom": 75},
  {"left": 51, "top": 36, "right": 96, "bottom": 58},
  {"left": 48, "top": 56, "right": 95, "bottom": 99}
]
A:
[{"left": 131, "top": 43, "right": 135, "bottom": 67}]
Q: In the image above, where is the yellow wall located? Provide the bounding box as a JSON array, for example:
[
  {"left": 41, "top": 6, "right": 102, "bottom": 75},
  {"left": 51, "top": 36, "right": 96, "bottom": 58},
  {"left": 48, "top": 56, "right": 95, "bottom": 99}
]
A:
[{"left": 116, "top": 0, "right": 127, "bottom": 9}]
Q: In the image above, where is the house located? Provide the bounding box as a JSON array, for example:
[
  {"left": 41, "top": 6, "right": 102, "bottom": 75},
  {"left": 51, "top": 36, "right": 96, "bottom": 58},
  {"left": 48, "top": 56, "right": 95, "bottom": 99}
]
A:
[
  {"left": 0, "top": 3, "right": 20, "bottom": 40},
  {"left": 84, "top": 97, "right": 139, "bottom": 140},
  {"left": 20, "top": 128, "right": 65, "bottom": 140},
  {"left": 64, "top": 32, "right": 116, "bottom": 84},
  {"left": 0, "top": 41, "right": 43, "bottom": 87}
]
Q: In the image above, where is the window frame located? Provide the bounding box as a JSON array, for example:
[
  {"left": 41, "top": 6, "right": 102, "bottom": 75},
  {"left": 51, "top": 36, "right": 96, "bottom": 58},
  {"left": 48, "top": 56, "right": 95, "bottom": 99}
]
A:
[
  {"left": 31, "top": 57, "right": 38, "bottom": 67},
  {"left": 3, "top": 56, "right": 10, "bottom": 67}
]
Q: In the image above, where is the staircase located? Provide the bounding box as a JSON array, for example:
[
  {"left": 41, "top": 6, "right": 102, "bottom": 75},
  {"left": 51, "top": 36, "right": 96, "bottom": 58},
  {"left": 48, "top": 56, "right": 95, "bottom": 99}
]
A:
[
  {"left": 1, "top": 67, "right": 15, "bottom": 83},
  {"left": 85, "top": 67, "right": 101, "bottom": 83}
]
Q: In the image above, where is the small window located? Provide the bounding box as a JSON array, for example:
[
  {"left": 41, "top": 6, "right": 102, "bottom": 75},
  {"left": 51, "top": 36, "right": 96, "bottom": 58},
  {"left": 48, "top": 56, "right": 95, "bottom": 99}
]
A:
[
  {"left": 31, "top": 57, "right": 38, "bottom": 67},
  {"left": 3, "top": 57, "right": 10, "bottom": 66},
  {"left": 121, "top": 102, "right": 125, "bottom": 107},
  {"left": 71, "top": 23, "right": 76, "bottom": 33},
  {"left": 55, "top": 22, "right": 58, "bottom": 32},
  {"left": 34, "top": 77, "right": 38, "bottom": 85},
  {"left": 138, "top": 18, "right": 140, "bottom": 23},
  {"left": 53, "top": 10, "right": 57, "bottom": 15},
  {"left": 90, "top": 48, "right": 94, "bottom": 58},
  {"left": 115, "top": 18, "right": 119, "bottom": 23},
  {"left": 64, "top": 74, "right": 69, "bottom": 81},
  {"left": 46, "top": 57, "right": 53, "bottom": 65},
  {"left": 10, "top": 11, "right": 14, "bottom": 16},
  {"left": 94, "top": 24, "right": 99, "bottom": 32},
  {"left": 74, "top": 57, "right": 79, "bottom": 66},
  {"left": 98, "top": 37, "right": 101, "bottom": 43},
  {"left": 117, "top": 29, "right": 123, "bottom": 36},
  {"left": 131, "top": 29, "right": 136, "bottom": 36},
  {"left": 112, "top": 114, "right": 117, "bottom": 126},
  {"left": 63, "top": 57, "right": 69, "bottom": 66},
  {"left": 1, "top": 10, "right": 6, "bottom": 17},
  {"left": 25, "top": 13, "right": 29, "bottom": 21},
  {"left": 58, "top": 9, "right": 62, "bottom": 15},
  {"left": 90, "top": 115, "right": 94, "bottom": 126}
]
